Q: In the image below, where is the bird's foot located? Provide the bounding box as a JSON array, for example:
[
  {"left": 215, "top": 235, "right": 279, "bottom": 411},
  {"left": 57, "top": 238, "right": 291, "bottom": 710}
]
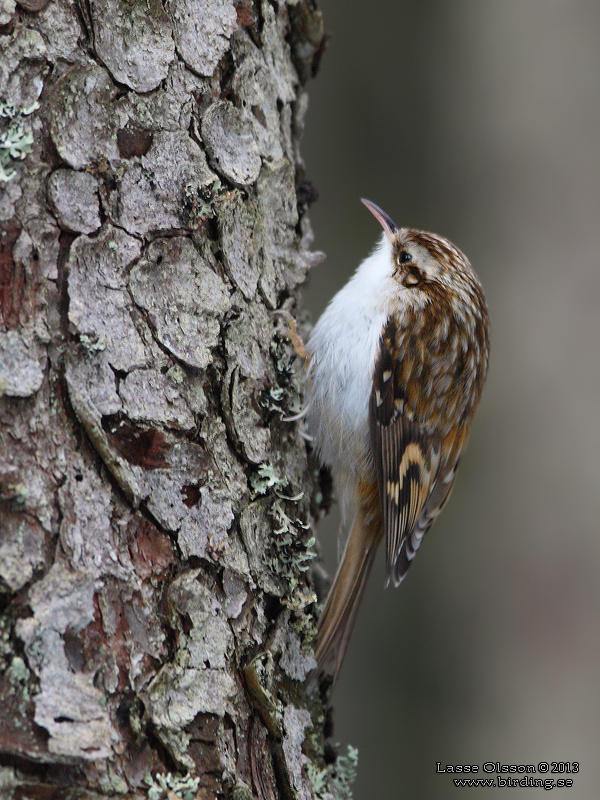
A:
[{"left": 273, "top": 309, "right": 311, "bottom": 363}]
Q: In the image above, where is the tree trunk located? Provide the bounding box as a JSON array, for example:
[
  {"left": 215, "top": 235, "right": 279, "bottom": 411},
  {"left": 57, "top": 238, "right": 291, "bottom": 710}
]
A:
[{"left": 0, "top": 1, "right": 354, "bottom": 797}]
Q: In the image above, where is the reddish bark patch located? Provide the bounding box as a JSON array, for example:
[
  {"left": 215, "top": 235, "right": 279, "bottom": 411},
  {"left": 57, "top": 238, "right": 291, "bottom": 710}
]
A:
[
  {"left": 106, "top": 421, "right": 171, "bottom": 469},
  {"left": 0, "top": 666, "right": 49, "bottom": 762},
  {"left": 117, "top": 125, "right": 154, "bottom": 159},
  {"left": 186, "top": 714, "right": 224, "bottom": 796},
  {"left": 0, "top": 220, "right": 23, "bottom": 328},
  {"left": 234, "top": 0, "right": 254, "bottom": 27},
  {"left": 181, "top": 484, "right": 201, "bottom": 507},
  {"left": 250, "top": 718, "right": 279, "bottom": 800},
  {"left": 85, "top": 587, "right": 132, "bottom": 695},
  {"left": 17, "top": 0, "right": 51, "bottom": 10},
  {"left": 128, "top": 518, "right": 175, "bottom": 579}
]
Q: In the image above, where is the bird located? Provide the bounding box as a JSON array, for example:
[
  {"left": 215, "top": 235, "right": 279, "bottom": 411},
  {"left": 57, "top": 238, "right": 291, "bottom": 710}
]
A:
[{"left": 304, "top": 199, "right": 490, "bottom": 681}]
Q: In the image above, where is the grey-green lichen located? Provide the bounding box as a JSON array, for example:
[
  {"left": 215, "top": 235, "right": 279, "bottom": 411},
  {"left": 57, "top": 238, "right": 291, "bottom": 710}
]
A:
[
  {"left": 306, "top": 745, "right": 359, "bottom": 800},
  {"left": 249, "top": 462, "right": 286, "bottom": 497},
  {"left": 182, "top": 177, "right": 223, "bottom": 228},
  {"left": 260, "top": 332, "right": 303, "bottom": 418},
  {"left": 144, "top": 771, "right": 200, "bottom": 800},
  {"left": 0, "top": 99, "right": 38, "bottom": 182},
  {"left": 268, "top": 495, "right": 316, "bottom": 582},
  {"left": 249, "top": 465, "right": 316, "bottom": 588},
  {"left": 247, "top": 461, "right": 318, "bottom": 650}
]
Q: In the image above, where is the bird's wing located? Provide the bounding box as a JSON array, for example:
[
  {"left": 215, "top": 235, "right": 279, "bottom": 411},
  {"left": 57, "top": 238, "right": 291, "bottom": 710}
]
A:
[{"left": 369, "top": 320, "right": 459, "bottom": 586}]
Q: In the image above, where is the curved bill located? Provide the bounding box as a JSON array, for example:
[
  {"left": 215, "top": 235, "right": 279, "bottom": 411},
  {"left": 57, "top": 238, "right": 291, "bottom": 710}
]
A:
[{"left": 361, "top": 198, "right": 398, "bottom": 242}]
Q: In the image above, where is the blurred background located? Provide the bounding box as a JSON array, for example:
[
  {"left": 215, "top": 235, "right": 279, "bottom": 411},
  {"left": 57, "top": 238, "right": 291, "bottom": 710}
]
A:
[{"left": 301, "top": 1, "right": 600, "bottom": 797}]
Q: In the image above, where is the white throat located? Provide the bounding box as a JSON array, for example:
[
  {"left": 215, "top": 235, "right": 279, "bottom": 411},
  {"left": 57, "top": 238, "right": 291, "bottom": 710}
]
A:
[{"left": 305, "top": 235, "right": 394, "bottom": 478}]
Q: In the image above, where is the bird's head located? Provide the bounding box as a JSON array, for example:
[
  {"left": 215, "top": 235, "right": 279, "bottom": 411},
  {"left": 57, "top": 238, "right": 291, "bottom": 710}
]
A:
[{"left": 361, "top": 198, "right": 487, "bottom": 317}]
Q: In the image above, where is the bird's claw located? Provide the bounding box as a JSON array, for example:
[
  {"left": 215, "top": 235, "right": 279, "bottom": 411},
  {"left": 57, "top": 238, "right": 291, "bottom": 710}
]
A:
[{"left": 273, "top": 309, "right": 311, "bottom": 363}]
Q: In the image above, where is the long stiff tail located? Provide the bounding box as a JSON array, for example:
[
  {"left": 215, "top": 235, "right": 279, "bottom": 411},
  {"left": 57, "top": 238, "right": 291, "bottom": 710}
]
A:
[{"left": 314, "top": 482, "right": 382, "bottom": 682}]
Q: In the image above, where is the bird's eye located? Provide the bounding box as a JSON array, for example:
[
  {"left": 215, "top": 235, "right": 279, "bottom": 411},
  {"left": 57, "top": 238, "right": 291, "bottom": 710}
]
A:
[{"left": 397, "top": 250, "right": 412, "bottom": 265}]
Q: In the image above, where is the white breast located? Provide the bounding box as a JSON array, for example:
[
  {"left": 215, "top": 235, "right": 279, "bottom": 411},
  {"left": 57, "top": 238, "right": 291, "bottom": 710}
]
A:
[{"left": 305, "top": 235, "right": 394, "bottom": 479}]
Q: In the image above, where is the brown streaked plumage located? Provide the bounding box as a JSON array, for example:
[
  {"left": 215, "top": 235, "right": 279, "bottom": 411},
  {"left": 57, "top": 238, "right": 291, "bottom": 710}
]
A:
[{"left": 306, "top": 199, "right": 489, "bottom": 681}]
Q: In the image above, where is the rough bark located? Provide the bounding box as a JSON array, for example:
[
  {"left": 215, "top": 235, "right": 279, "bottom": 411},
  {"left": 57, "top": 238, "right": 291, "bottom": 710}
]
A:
[{"left": 0, "top": 1, "right": 355, "bottom": 798}]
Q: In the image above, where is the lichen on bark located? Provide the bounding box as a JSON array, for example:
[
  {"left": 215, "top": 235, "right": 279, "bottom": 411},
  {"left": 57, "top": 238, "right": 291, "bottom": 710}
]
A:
[{"left": 0, "top": 0, "right": 350, "bottom": 798}]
